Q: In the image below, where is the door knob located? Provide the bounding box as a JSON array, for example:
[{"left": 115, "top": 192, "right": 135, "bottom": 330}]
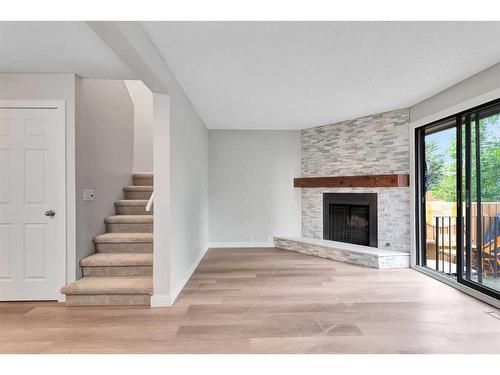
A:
[{"left": 45, "top": 210, "right": 56, "bottom": 217}]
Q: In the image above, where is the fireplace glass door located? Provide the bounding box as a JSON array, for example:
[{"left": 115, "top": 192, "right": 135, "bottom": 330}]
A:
[
  {"left": 329, "top": 204, "right": 370, "bottom": 246},
  {"left": 323, "top": 193, "right": 378, "bottom": 247}
]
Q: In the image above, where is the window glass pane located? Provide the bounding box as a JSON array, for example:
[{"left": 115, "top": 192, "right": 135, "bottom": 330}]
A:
[
  {"left": 422, "top": 122, "right": 457, "bottom": 275},
  {"left": 470, "top": 108, "right": 500, "bottom": 292}
]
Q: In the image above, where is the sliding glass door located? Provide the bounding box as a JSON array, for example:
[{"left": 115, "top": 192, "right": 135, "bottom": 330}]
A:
[
  {"left": 460, "top": 105, "right": 500, "bottom": 296},
  {"left": 416, "top": 99, "right": 500, "bottom": 300}
]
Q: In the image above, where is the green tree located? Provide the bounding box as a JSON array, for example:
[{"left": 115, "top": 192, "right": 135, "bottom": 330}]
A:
[
  {"left": 424, "top": 140, "right": 444, "bottom": 188},
  {"left": 429, "top": 114, "right": 500, "bottom": 202},
  {"left": 477, "top": 115, "right": 500, "bottom": 202}
]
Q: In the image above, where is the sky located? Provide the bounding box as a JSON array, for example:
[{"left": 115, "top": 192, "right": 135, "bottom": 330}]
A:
[{"left": 425, "top": 115, "right": 499, "bottom": 165}]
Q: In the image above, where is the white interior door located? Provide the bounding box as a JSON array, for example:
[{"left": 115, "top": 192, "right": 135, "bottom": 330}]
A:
[{"left": 0, "top": 103, "right": 66, "bottom": 301}]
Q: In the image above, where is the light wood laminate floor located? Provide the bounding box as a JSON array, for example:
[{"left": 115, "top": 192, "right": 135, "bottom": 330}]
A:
[{"left": 1, "top": 248, "right": 500, "bottom": 354}]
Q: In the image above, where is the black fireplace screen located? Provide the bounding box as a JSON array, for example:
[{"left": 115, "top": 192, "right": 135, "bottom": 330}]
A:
[
  {"left": 323, "top": 193, "right": 377, "bottom": 247},
  {"left": 329, "top": 204, "right": 370, "bottom": 245}
]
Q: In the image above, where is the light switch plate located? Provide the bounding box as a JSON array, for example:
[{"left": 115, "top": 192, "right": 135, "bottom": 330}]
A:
[{"left": 83, "top": 189, "right": 95, "bottom": 201}]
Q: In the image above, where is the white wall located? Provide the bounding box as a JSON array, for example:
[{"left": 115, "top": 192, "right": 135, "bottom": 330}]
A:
[
  {"left": 75, "top": 78, "right": 134, "bottom": 278},
  {"left": 0, "top": 73, "right": 77, "bottom": 284},
  {"left": 410, "top": 62, "right": 500, "bottom": 123},
  {"left": 125, "top": 80, "right": 153, "bottom": 172},
  {"left": 152, "top": 93, "right": 170, "bottom": 307},
  {"left": 168, "top": 91, "right": 209, "bottom": 301},
  {"left": 209, "top": 130, "right": 301, "bottom": 245}
]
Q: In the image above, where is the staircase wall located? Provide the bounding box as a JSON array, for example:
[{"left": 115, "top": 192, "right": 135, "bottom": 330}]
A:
[
  {"left": 167, "top": 91, "right": 209, "bottom": 303},
  {"left": 75, "top": 78, "right": 134, "bottom": 278},
  {"left": 125, "top": 80, "right": 153, "bottom": 173}
]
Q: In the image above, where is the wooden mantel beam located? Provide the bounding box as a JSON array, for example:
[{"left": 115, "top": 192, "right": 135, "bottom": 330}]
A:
[{"left": 293, "top": 174, "right": 409, "bottom": 188}]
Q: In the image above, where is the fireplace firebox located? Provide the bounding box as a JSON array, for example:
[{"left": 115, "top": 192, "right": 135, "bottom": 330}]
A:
[{"left": 323, "top": 193, "right": 378, "bottom": 247}]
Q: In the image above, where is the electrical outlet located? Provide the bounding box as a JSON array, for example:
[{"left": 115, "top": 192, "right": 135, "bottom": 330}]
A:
[{"left": 83, "top": 189, "right": 95, "bottom": 201}]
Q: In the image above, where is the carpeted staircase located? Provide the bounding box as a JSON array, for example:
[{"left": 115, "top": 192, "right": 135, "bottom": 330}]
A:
[{"left": 61, "top": 172, "right": 154, "bottom": 306}]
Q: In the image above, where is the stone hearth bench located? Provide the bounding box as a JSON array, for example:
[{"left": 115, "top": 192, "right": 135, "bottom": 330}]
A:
[{"left": 274, "top": 236, "right": 409, "bottom": 269}]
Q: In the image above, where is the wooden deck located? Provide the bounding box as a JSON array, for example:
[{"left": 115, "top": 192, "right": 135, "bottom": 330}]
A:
[{"left": 1, "top": 248, "right": 499, "bottom": 354}]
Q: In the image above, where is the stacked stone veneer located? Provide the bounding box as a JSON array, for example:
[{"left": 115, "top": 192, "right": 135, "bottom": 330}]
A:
[
  {"left": 301, "top": 108, "right": 411, "bottom": 253},
  {"left": 274, "top": 237, "right": 410, "bottom": 269}
]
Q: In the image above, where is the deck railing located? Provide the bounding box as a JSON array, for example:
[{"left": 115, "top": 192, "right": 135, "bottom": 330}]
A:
[{"left": 428, "top": 215, "right": 500, "bottom": 278}]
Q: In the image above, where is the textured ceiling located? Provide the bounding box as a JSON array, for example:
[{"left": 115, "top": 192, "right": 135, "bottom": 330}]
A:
[
  {"left": 0, "top": 21, "right": 137, "bottom": 79},
  {"left": 142, "top": 21, "right": 500, "bottom": 129}
]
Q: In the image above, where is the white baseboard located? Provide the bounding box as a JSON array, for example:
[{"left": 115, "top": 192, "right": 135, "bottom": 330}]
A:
[
  {"left": 208, "top": 241, "right": 275, "bottom": 248},
  {"left": 169, "top": 245, "right": 209, "bottom": 305},
  {"left": 150, "top": 294, "right": 171, "bottom": 307}
]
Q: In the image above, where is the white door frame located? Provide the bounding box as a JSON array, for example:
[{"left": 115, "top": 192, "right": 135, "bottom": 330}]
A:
[{"left": 0, "top": 100, "right": 71, "bottom": 301}]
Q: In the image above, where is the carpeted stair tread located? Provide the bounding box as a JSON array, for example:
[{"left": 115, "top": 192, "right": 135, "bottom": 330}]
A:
[
  {"left": 122, "top": 185, "right": 153, "bottom": 199},
  {"left": 132, "top": 172, "right": 153, "bottom": 179},
  {"left": 94, "top": 232, "right": 153, "bottom": 244},
  {"left": 114, "top": 199, "right": 149, "bottom": 206},
  {"left": 123, "top": 185, "right": 153, "bottom": 192},
  {"left": 80, "top": 253, "right": 153, "bottom": 267},
  {"left": 132, "top": 172, "right": 153, "bottom": 187},
  {"left": 61, "top": 276, "right": 153, "bottom": 295},
  {"left": 104, "top": 215, "right": 153, "bottom": 223}
]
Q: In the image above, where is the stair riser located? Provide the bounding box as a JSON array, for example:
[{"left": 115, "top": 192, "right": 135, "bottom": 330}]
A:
[
  {"left": 106, "top": 223, "right": 153, "bottom": 233},
  {"left": 133, "top": 177, "right": 153, "bottom": 186},
  {"left": 95, "top": 242, "right": 153, "bottom": 253},
  {"left": 124, "top": 191, "right": 152, "bottom": 200},
  {"left": 65, "top": 294, "right": 151, "bottom": 307},
  {"left": 115, "top": 206, "right": 153, "bottom": 215},
  {"left": 83, "top": 266, "right": 153, "bottom": 277}
]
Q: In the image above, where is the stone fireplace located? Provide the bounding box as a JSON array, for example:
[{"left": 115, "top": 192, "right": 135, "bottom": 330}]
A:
[
  {"left": 300, "top": 108, "right": 411, "bottom": 253},
  {"left": 303, "top": 187, "right": 408, "bottom": 252},
  {"left": 274, "top": 108, "right": 411, "bottom": 269}
]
